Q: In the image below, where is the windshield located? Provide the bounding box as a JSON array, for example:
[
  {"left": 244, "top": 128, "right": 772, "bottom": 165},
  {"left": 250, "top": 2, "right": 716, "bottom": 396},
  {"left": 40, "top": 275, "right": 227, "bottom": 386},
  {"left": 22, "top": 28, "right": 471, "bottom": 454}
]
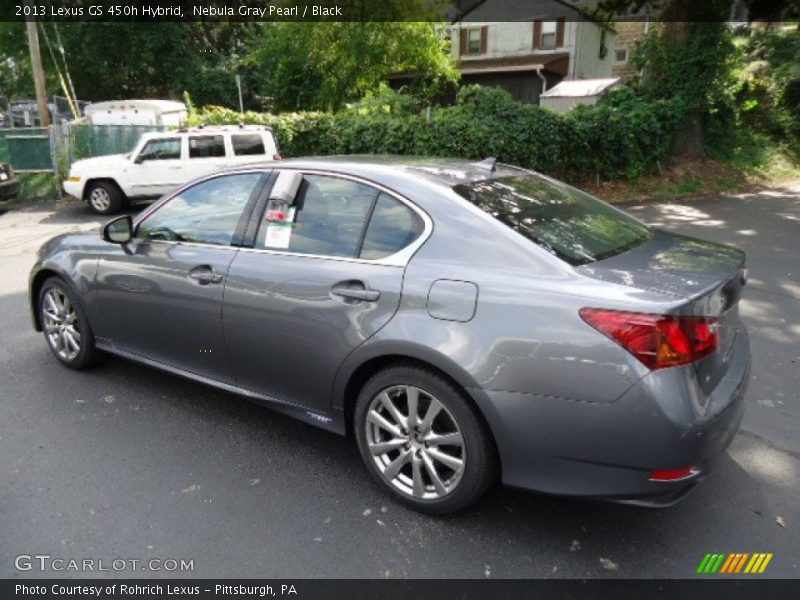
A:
[{"left": 453, "top": 175, "right": 653, "bottom": 266}]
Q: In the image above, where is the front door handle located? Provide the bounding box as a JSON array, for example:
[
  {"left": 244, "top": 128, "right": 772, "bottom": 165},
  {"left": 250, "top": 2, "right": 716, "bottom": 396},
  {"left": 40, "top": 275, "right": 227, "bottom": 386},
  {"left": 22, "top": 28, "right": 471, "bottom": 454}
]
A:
[
  {"left": 331, "top": 283, "right": 380, "bottom": 302},
  {"left": 188, "top": 265, "right": 223, "bottom": 285}
]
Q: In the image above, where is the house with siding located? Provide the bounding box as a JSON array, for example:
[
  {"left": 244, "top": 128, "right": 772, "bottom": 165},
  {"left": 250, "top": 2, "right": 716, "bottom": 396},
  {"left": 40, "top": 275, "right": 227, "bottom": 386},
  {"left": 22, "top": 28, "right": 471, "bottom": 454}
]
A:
[{"left": 451, "top": 0, "right": 616, "bottom": 104}]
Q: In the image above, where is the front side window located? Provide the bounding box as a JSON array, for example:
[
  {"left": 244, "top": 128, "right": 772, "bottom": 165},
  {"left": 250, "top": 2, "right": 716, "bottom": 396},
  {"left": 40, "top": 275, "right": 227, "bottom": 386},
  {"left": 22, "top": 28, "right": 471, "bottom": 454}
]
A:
[
  {"left": 188, "top": 135, "right": 225, "bottom": 159},
  {"left": 232, "top": 133, "right": 266, "bottom": 156},
  {"left": 137, "top": 173, "right": 261, "bottom": 246},
  {"left": 256, "top": 174, "right": 377, "bottom": 258},
  {"left": 453, "top": 175, "right": 653, "bottom": 266},
  {"left": 360, "top": 193, "right": 423, "bottom": 260},
  {"left": 137, "top": 138, "right": 181, "bottom": 162}
]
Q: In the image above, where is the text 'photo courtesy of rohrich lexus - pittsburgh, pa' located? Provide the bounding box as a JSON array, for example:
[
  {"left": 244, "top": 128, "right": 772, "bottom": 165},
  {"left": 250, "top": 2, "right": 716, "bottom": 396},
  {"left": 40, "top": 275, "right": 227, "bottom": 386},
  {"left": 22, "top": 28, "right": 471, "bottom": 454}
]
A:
[{"left": 29, "top": 156, "right": 751, "bottom": 514}]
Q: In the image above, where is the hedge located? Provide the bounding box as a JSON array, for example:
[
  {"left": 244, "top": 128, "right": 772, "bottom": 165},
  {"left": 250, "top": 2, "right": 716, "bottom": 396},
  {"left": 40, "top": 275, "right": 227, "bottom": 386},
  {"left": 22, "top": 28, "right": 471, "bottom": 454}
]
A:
[{"left": 189, "top": 85, "right": 685, "bottom": 182}]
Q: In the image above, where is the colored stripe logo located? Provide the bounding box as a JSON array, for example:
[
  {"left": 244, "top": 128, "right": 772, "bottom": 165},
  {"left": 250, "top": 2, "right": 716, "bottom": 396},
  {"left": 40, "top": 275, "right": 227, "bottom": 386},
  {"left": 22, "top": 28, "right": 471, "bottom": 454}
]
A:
[{"left": 697, "top": 553, "right": 773, "bottom": 574}]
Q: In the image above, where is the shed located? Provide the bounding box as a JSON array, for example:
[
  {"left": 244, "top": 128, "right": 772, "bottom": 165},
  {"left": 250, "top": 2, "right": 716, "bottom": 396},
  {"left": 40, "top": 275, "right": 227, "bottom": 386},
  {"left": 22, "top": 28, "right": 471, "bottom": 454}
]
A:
[
  {"left": 539, "top": 78, "right": 621, "bottom": 112},
  {"left": 85, "top": 100, "right": 187, "bottom": 127}
]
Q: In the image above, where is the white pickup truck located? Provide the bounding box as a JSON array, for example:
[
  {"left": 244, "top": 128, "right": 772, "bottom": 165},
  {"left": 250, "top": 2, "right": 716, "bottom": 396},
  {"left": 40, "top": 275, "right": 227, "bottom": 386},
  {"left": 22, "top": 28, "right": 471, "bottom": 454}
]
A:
[{"left": 63, "top": 125, "right": 281, "bottom": 214}]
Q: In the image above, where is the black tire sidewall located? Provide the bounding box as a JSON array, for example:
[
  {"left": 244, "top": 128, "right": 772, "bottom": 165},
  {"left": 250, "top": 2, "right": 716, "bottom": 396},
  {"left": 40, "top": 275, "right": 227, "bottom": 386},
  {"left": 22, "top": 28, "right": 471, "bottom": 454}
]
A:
[
  {"left": 87, "top": 181, "right": 123, "bottom": 215},
  {"left": 39, "top": 277, "right": 96, "bottom": 369},
  {"left": 355, "top": 365, "right": 495, "bottom": 514}
]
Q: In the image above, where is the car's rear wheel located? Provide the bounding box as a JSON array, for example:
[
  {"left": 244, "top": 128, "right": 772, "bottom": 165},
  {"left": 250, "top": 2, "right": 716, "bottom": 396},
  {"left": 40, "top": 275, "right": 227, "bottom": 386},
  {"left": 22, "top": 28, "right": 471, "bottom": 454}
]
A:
[
  {"left": 39, "top": 277, "right": 96, "bottom": 369},
  {"left": 86, "top": 181, "right": 124, "bottom": 215},
  {"left": 355, "top": 365, "right": 497, "bottom": 514}
]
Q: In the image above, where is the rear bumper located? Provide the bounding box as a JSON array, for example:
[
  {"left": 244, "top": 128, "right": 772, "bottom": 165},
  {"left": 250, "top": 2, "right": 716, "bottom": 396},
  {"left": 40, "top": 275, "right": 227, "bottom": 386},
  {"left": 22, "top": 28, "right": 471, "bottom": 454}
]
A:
[
  {"left": 0, "top": 177, "right": 20, "bottom": 200},
  {"left": 470, "top": 327, "right": 750, "bottom": 504}
]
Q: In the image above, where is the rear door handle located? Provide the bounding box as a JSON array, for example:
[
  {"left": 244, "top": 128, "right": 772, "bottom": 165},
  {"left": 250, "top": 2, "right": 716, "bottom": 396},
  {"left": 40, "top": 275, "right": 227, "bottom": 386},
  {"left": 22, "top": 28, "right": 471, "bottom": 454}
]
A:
[
  {"left": 188, "top": 265, "right": 223, "bottom": 285},
  {"left": 331, "top": 283, "right": 380, "bottom": 302}
]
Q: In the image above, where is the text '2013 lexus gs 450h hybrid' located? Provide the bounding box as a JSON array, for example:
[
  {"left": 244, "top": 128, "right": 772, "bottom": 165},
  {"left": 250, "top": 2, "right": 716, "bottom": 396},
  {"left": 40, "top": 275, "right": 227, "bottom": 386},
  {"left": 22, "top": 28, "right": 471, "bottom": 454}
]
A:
[{"left": 30, "top": 156, "right": 751, "bottom": 514}]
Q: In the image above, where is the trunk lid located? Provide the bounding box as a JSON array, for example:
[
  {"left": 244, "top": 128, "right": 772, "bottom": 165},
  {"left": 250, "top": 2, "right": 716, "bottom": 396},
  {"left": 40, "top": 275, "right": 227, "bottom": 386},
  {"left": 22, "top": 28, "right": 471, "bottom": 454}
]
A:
[{"left": 577, "top": 229, "right": 747, "bottom": 395}]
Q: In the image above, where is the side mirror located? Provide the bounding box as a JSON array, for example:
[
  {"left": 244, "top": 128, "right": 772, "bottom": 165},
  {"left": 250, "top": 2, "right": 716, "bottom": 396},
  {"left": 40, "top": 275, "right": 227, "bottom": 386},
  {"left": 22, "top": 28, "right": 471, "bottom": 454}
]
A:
[
  {"left": 102, "top": 215, "right": 133, "bottom": 244},
  {"left": 133, "top": 154, "right": 145, "bottom": 164}
]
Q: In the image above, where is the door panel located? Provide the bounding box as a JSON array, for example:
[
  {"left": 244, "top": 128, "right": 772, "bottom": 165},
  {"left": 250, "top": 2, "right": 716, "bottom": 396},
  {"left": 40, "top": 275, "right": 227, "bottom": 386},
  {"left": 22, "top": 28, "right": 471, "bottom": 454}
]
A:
[
  {"left": 95, "top": 171, "right": 265, "bottom": 382},
  {"left": 223, "top": 252, "right": 404, "bottom": 410},
  {"left": 128, "top": 137, "right": 184, "bottom": 197},
  {"left": 96, "top": 242, "right": 238, "bottom": 382}
]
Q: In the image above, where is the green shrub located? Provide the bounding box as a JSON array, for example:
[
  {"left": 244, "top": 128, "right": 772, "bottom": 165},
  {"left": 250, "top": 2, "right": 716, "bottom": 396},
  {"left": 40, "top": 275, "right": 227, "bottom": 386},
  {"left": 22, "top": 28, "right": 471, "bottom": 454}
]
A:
[{"left": 189, "top": 84, "right": 685, "bottom": 182}]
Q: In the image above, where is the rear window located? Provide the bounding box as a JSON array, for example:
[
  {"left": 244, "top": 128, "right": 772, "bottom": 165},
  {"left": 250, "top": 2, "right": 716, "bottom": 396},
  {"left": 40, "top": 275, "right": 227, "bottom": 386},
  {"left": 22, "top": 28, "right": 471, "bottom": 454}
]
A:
[{"left": 453, "top": 175, "right": 653, "bottom": 266}]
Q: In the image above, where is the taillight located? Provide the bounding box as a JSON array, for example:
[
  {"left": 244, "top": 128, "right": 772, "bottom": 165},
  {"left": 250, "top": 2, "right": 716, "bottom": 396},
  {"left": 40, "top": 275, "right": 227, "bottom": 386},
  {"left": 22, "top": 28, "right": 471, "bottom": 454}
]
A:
[
  {"left": 273, "top": 153, "right": 282, "bottom": 160},
  {"left": 649, "top": 466, "right": 699, "bottom": 481},
  {"left": 579, "top": 308, "right": 719, "bottom": 370}
]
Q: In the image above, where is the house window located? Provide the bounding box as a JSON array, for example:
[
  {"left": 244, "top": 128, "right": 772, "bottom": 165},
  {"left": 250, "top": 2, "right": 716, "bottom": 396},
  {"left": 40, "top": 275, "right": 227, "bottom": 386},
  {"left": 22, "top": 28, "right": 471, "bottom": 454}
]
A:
[
  {"left": 615, "top": 48, "right": 629, "bottom": 63},
  {"left": 467, "top": 28, "right": 482, "bottom": 54},
  {"left": 540, "top": 22, "right": 557, "bottom": 50}
]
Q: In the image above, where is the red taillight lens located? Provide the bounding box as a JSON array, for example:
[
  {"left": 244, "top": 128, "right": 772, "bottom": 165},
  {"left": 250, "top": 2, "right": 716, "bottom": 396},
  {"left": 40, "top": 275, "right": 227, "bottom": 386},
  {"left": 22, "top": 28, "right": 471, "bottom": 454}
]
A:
[
  {"left": 649, "top": 466, "right": 699, "bottom": 481},
  {"left": 273, "top": 153, "right": 282, "bottom": 160},
  {"left": 579, "top": 308, "right": 719, "bottom": 370}
]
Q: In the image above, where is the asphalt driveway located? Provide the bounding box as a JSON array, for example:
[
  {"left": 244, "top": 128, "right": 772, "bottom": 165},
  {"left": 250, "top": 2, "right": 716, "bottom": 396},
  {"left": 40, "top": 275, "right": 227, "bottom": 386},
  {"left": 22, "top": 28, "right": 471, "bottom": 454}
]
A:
[{"left": 0, "top": 186, "right": 798, "bottom": 578}]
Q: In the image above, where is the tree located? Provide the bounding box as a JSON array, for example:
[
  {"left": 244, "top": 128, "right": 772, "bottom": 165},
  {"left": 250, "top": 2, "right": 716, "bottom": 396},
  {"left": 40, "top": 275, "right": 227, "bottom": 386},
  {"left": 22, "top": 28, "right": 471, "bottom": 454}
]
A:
[{"left": 245, "top": 22, "right": 457, "bottom": 112}]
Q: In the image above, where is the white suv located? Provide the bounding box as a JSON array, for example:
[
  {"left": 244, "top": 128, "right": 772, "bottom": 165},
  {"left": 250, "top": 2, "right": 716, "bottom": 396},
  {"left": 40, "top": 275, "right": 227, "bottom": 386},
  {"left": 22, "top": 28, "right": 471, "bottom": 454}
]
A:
[{"left": 63, "top": 126, "right": 281, "bottom": 214}]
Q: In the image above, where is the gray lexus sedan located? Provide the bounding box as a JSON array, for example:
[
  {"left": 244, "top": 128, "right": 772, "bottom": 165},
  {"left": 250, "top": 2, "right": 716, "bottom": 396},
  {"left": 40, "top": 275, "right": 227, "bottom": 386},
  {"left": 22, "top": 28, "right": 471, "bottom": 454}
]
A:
[{"left": 29, "top": 156, "right": 750, "bottom": 514}]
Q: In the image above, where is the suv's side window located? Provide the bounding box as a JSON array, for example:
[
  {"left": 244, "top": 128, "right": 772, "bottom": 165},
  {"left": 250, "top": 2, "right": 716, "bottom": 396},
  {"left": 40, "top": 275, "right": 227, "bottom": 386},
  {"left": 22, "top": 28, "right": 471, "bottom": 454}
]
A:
[
  {"left": 360, "top": 193, "right": 423, "bottom": 259},
  {"left": 188, "top": 135, "right": 225, "bottom": 159},
  {"left": 137, "top": 173, "right": 261, "bottom": 246},
  {"left": 137, "top": 138, "right": 181, "bottom": 162},
  {"left": 256, "top": 174, "right": 376, "bottom": 258},
  {"left": 232, "top": 133, "right": 266, "bottom": 156}
]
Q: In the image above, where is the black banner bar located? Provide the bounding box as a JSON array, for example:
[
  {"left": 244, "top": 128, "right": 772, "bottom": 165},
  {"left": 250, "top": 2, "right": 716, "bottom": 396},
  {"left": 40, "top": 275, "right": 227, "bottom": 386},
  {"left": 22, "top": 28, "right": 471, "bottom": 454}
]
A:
[
  {"left": 3, "top": 0, "right": 795, "bottom": 22},
  {"left": 3, "top": 579, "right": 800, "bottom": 600}
]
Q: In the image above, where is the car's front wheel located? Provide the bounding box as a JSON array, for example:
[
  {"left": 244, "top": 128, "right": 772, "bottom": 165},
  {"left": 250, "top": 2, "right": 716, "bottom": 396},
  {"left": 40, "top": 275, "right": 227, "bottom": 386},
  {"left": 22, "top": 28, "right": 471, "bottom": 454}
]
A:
[
  {"left": 355, "top": 365, "right": 497, "bottom": 514},
  {"left": 38, "top": 277, "right": 96, "bottom": 369},
  {"left": 86, "top": 181, "right": 124, "bottom": 215}
]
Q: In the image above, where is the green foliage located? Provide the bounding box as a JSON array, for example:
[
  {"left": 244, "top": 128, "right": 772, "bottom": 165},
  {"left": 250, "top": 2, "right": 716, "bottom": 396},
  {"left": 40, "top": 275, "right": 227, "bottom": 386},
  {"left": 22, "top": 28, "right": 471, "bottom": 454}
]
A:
[
  {"left": 244, "top": 22, "right": 458, "bottom": 112},
  {"left": 189, "top": 85, "right": 685, "bottom": 182}
]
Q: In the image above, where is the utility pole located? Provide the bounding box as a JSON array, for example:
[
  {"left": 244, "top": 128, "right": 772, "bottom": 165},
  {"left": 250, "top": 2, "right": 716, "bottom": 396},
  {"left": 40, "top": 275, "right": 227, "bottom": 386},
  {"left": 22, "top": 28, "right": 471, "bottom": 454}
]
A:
[{"left": 26, "top": 10, "right": 51, "bottom": 127}]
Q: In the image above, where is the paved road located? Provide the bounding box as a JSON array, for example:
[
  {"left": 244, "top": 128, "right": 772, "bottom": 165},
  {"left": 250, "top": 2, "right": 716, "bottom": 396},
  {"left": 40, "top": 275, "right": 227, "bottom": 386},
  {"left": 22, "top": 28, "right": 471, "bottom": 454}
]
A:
[{"left": 1, "top": 188, "right": 798, "bottom": 579}]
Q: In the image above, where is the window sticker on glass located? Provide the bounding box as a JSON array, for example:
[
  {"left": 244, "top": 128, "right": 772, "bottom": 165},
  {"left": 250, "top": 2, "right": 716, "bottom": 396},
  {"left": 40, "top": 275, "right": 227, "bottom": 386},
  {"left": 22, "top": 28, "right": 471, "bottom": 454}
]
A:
[{"left": 264, "top": 203, "right": 296, "bottom": 249}]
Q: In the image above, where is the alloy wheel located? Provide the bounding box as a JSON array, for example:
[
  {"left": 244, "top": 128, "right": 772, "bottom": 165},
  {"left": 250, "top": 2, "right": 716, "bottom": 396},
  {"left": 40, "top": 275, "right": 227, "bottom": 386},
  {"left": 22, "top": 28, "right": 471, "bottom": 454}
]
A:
[
  {"left": 89, "top": 187, "right": 111, "bottom": 212},
  {"left": 365, "top": 385, "right": 466, "bottom": 500},
  {"left": 42, "top": 288, "right": 82, "bottom": 361}
]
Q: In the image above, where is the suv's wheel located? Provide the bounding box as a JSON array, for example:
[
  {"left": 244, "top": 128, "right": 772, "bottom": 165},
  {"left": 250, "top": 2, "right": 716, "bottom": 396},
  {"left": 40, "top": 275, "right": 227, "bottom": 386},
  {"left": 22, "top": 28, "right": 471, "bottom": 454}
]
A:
[
  {"left": 86, "top": 181, "right": 124, "bottom": 215},
  {"left": 355, "top": 365, "right": 497, "bottom": 514},
  {"left": 38, "top": 277, "right": 96, "bottom": 369}
]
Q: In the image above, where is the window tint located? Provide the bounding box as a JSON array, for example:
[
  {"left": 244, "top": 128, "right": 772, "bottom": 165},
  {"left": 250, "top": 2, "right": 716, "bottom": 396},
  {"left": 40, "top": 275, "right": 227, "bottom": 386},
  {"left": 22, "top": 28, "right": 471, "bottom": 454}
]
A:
[
  {"left": 360, "top": 193, "right": 423, "bottom": 259},
  {"left": 138, "top": 138, "right": 180, "bottom": 161},
  {"left": 189, "top": 135, "right": 225, "bottom": 159},
  {"left": 453, "top": 175, "right": 653, "bottom": 266},
  {"left": 256, "top": 175, "right": 377, "bottom": 258},
  {"left": 232, "top": 133, "right": 266, "bottom": 156},
  {"left": 137, "top": 173, "right": 261, "bottom": 246}
]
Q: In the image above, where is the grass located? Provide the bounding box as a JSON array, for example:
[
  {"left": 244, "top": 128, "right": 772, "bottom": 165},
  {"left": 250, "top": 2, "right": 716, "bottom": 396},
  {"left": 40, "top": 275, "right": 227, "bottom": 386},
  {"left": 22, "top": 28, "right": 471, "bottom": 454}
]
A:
[
  {"left": 15, "top": 172, "right": 59, "bottom": 202},
  {"left": 586, "top": 137, "right": 800, "bottom": 203}
]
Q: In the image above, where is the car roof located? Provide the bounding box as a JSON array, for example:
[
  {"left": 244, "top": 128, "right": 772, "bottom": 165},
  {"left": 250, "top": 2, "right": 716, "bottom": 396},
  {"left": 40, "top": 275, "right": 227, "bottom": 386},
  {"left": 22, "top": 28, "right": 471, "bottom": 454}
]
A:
[
  {"left": 140, "top": 125, "right": 274, "bottom": 140},
  {"left": 236, "top": 155, "right": 528, "bottom": 188}
]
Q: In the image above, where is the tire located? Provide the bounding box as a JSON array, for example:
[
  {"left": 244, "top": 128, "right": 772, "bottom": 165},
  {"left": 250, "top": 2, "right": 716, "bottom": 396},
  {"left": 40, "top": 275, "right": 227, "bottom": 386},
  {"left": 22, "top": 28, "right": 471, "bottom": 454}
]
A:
[
  {"left": 86, "top": 181, "right": 124, "bottom": 215},
  {"left": 38, "top": 276, "right": 96, "bottom": 369},
  {"left": 355, "top": 364, "right": 497, "bottom": 514}
]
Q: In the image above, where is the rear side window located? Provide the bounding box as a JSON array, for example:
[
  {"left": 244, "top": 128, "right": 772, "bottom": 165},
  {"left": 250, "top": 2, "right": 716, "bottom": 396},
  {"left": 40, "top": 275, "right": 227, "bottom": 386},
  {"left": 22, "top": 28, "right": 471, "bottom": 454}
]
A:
[
  {"left": 188, "top": 135, "right": 225, "bottom": 158},
  {"left": 256, "top": 174, "right": 376, "bottom": 258},
  {"left": 232, "top": 134, "right": 266, "bottom": 156},
  {"left": 453, "top": 175, "right": 653, "bottom": 266},
  {"left": 360, "top": 193, "right": 423, "bottom": 259}
]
